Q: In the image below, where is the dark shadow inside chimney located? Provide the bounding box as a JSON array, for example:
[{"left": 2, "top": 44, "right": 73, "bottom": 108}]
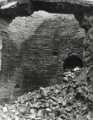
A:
[{"left": 63, "top": 55, "right": 83, "bottom": 70}]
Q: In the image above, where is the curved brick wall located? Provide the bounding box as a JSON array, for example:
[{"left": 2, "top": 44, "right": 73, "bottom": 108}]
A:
[{"left": 2, "top": 11, "right": 85, "bottom": 92}]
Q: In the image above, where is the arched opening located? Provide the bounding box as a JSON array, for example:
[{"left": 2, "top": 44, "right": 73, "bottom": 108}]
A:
[{"left": 63, "top": 55, "right": 83, "bottom": 70}]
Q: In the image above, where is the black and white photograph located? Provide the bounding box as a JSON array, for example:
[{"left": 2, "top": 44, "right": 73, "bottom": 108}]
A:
[{"left": 0, "top": 0, "right": 92, "bottom": 119}]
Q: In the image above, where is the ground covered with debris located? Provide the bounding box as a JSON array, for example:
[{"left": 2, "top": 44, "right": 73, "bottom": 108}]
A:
[{"left": 0, "top": 67, "right": 92, "bottom": 120}]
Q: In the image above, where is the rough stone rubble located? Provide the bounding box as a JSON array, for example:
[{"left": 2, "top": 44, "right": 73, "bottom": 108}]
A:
[{"left": 0, "top": 67, "right": 92, "bottom": 120}]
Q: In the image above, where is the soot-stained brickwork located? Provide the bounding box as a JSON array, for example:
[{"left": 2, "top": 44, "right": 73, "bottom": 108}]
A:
[{"left": 2, "top": 11, "right": 85, "bottom": 93}]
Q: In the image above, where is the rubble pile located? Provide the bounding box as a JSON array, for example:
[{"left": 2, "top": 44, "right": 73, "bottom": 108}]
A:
[{"left": 0, "top": 67, "right": 92, "bottom": 120}]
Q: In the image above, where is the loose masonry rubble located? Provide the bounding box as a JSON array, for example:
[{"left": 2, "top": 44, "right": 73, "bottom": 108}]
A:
[{"left": 0, "top": 67, "right": 92, "bottom": 120}]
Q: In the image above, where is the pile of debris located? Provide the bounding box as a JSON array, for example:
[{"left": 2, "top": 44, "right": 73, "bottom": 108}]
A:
[
  {"left": 0, "top": 67, "right": 92, "bottom": 120},
  {"left": 63, "top": 66, "right": 82, "bottom": 81}
]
